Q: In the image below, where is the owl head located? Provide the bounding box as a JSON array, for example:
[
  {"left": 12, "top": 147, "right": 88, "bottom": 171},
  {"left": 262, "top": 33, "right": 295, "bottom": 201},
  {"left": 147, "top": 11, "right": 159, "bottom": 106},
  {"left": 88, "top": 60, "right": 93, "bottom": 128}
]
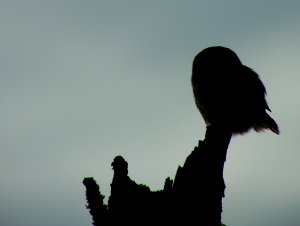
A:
[{"left": 192, "top": 46, "right": 243, "bottom": 75}]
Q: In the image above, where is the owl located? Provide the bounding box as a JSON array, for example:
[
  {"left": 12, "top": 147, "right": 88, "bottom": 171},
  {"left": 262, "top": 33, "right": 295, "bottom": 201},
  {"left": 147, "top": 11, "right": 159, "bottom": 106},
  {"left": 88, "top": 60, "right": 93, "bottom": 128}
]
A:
[{"left": 191, "top": 46, "right": 279, "bottom": 135}]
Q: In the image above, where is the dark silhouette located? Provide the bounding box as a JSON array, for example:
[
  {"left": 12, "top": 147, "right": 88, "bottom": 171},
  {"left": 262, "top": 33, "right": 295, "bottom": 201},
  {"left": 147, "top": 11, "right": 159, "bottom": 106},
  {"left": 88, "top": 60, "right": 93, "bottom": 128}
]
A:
[
  {"left": 82, "top": 46, "right": 279, "bottom": 225},
  {"left": 172, "top": 125, "right": 231, "bottom": 225},
  {"left": 83, "top": 178, "right": 108, "bottom": 226},
  {"left": 83, "top": 126, "right": 229, "bottom": 226},
  {"left": 192, "top": 46, "right": 279, "bottom": 135},
  {"left": 84, "top": 156, "right": 173, "bottom": 225}
]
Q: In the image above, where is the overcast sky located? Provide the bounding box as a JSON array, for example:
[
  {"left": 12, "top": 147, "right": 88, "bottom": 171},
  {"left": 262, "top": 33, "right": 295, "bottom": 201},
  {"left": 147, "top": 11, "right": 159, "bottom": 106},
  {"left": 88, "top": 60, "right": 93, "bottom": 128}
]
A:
[{"left": 1, "top": 1, "right": 300, "bottom": 226}]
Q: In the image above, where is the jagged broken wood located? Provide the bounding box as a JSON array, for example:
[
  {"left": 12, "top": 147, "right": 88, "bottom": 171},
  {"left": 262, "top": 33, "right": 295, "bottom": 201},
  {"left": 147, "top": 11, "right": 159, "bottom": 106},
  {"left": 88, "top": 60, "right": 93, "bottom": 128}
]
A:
[{"left": 83, "top": 125, "right": 231, "bottom": 226}]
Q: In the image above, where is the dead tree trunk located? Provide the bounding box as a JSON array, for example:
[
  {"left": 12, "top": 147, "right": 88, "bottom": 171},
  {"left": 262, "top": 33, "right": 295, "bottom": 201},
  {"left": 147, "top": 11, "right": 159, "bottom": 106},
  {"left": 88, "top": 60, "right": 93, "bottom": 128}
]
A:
[
  {"left": 83, "top": 125, "right": 231, "bottom": 226},
  {"left": 172, "top": 125, "right": 231, "bottom": 225}
]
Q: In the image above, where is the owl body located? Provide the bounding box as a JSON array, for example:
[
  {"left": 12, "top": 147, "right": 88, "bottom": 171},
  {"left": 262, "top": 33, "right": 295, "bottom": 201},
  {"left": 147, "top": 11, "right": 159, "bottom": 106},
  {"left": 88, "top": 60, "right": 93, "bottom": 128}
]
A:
[{"left": 192, "top": 46, "right": 279, "bottom": 135}]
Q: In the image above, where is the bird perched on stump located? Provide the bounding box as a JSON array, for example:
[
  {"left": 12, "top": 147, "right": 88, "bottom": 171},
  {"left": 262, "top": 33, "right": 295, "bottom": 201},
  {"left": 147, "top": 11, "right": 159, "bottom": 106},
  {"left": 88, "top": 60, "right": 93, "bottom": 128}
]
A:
[{"left": 191, "top": 46, "right": 279, "bottom": 135}]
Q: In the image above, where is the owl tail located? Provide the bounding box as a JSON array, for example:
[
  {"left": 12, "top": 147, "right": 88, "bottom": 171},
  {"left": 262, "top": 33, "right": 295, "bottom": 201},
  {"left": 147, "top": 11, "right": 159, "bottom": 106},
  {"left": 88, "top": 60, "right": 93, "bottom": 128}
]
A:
[{"left": 254, "top": 113, "right": 280, "bottom": 135}]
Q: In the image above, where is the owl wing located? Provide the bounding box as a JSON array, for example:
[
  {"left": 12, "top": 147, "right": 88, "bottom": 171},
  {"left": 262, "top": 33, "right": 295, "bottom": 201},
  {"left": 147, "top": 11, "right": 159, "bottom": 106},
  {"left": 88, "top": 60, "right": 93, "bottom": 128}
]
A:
[{"left": 237, "top": 66, "right": 270, "bottom": 113}]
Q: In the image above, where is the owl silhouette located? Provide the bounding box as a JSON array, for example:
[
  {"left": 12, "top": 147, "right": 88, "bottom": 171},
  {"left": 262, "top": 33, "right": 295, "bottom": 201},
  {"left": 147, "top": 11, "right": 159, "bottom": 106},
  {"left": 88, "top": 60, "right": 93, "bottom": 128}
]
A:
[{"left": 191, "top": 46, "right": 279, "bottom": 135}]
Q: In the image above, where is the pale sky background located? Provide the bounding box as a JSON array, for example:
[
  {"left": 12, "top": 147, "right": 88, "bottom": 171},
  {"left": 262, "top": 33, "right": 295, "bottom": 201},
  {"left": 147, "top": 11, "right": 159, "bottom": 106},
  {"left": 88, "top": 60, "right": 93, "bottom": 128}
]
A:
[{"left": 1, "top": 1, "right": 300, "bottom": 226}]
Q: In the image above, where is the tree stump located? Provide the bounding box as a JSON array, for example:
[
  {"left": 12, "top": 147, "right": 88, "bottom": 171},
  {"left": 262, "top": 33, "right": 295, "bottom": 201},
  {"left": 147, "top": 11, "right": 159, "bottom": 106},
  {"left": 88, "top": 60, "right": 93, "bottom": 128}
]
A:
[{"left": 83, "top": 125, "right": 231, "bottom": 226}]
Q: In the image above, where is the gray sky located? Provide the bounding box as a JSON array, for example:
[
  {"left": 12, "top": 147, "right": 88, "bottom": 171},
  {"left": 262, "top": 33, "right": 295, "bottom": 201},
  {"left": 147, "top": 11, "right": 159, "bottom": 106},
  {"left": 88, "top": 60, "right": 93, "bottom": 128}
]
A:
[{"left": 1, "top": 1, "right": 300, "bottom": 225}]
